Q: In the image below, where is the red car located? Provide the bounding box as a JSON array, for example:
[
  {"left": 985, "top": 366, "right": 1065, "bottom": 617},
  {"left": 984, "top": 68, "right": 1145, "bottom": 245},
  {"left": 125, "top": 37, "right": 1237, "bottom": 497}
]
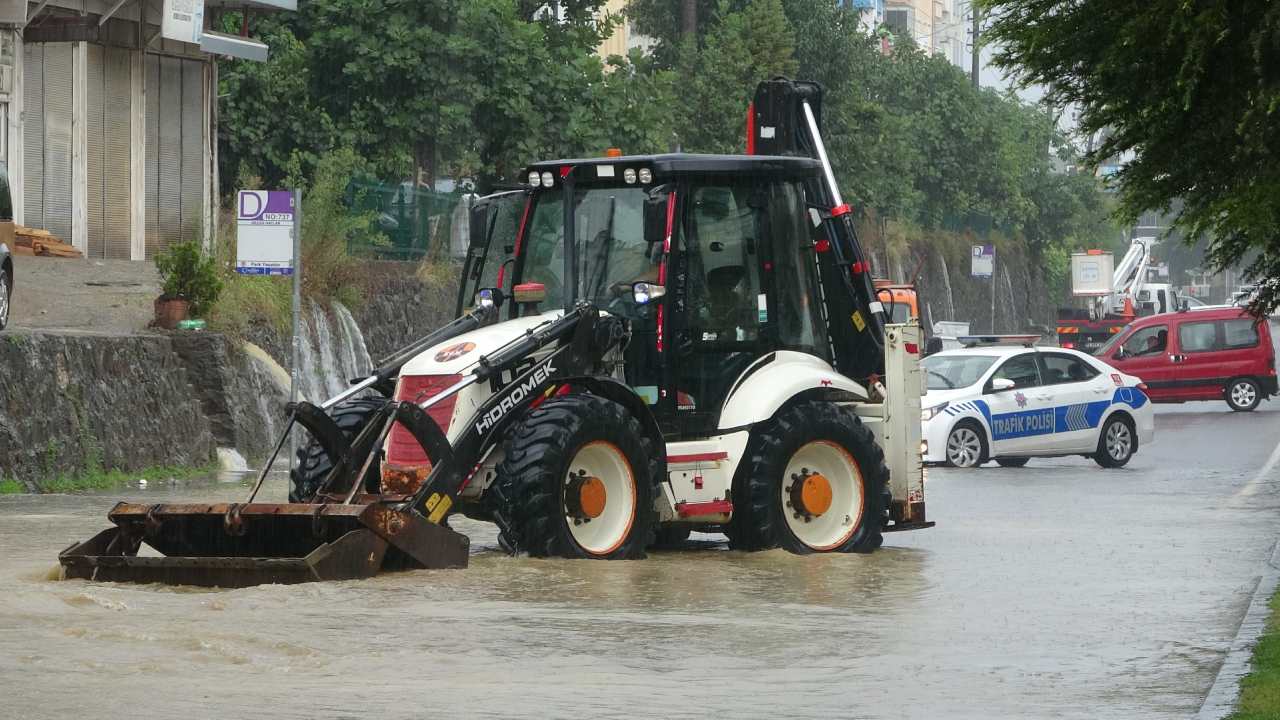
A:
[{"left": 1096, "top": 306, "right": 1279, "bottom": 411}]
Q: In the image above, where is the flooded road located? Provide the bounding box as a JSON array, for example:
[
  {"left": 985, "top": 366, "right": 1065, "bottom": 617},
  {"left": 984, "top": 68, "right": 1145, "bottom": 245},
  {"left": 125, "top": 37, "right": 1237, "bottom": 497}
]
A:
[{"left": 3, "top": 403, "right": 1280, "bottom": 719}]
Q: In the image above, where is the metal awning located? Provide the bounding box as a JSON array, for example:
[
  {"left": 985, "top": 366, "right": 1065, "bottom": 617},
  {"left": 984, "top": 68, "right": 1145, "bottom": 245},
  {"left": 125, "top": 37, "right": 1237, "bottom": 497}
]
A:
[
  {"left": 204, "top": 0, "right": 295, "bottom": 10},
  {"left": 200, "top": 30, "right": 268, "bottom": 61}
]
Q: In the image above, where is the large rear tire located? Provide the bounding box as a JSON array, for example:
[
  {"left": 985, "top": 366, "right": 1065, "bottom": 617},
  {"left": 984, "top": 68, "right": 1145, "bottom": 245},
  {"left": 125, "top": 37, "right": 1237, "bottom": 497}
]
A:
[
  {"left": 289, "top": 397, "right": 385, "bottom": 502},
  {"left": 496, "top": 394, "right": 659, "bottom": 559},
  {"left": 731, "top": 401, "right": 889, "bottom": 554}
]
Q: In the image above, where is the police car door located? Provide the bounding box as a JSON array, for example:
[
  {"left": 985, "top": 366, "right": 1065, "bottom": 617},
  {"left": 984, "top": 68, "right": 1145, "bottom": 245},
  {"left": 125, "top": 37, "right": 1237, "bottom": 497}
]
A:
[
  {"left": 1035, "top": 351, "right": 1106, "bottom": 452},
  {"left": 983, "top": 351, "right": 1052, "bottom": 455}
]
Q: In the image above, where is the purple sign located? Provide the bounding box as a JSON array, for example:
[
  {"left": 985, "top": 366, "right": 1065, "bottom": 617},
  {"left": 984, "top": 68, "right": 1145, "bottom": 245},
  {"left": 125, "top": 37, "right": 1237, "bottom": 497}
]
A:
[{"left": 236, "top": 190, "right": 295, "bottom": 275}]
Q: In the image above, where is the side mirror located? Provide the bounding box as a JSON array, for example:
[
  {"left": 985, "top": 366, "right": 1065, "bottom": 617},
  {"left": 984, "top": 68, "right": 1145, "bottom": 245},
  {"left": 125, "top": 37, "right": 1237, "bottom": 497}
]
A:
[
  {"left": 990, "top": 378, "right": 1016, "bottom": 393},
  {"left": 633, "top": 282, "right": 666, "bottom": 305},
  {"left": 476, "top": 287, "right": 505, "bottom": 310},
  {"left": 1114, "top": 347, "right": 1127, "bottom": 360}
]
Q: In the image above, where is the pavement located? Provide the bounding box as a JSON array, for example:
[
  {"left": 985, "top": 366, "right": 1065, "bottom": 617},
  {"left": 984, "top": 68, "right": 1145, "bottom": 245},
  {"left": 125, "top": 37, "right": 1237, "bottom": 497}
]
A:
[
  {"left": 6, "top": 255, "right": 160, "bottom": 334},
  {"left": 888, "top": 400, "right": 1280, "bottom": 718}
]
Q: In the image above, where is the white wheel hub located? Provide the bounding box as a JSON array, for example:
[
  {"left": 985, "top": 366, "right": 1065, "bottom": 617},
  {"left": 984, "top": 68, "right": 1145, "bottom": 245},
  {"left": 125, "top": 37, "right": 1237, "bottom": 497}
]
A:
[
  {"left": 780, "top": 440, "right": 865, "bottom": 551},
  {"left": 1105, "top": 420, "right": 1132, "bottom": 460},
  {"left": 563, "top": 441, "right": 636, "bottom": 555},
  {"left": 947, "top": 426, "right": 982, "bottom": 467},
  {"left": 1232, "top": 381, "right": 1257, "bottom": 408}
]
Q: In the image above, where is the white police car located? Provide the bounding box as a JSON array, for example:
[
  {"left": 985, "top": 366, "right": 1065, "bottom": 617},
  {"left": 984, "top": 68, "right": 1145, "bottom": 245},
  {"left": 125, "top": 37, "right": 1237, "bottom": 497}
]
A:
[{"left": 921, "top": 337, "right": 1154, "bottom": 468}]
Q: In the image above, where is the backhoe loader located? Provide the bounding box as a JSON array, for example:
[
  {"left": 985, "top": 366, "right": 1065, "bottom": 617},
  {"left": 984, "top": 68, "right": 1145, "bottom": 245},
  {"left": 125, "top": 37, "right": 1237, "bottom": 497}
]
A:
[{"left": 60, "top": 78, "right": 932, "bottom": 587}]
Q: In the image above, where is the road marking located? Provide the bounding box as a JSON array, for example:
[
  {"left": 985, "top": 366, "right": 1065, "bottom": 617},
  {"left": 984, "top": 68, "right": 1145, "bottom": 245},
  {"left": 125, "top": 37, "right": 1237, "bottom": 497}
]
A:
[{"left": 1234, "top": 433, "right": 1280, "bottom": 499}]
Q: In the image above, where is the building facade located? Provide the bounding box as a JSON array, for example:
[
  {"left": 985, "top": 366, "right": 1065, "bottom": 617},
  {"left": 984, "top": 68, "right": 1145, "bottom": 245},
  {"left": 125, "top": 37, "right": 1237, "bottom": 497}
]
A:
[
  {"left": 3, "top": 0, "right": 280, "bottom": 261},
  {"left": 882, "top": 0, "right": 969, "bottom": 70}
]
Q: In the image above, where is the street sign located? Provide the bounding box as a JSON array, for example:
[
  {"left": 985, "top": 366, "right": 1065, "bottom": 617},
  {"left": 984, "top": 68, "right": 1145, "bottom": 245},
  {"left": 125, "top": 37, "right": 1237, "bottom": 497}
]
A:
[
  {"left": 971, "top": 244, "right": 994, "bottom": 278},
  {"left": 236, "top": 190, "right": 295, "bottom": 275},
  {"left": 161, "top": 0, "right": 204, "bottom": 43}
]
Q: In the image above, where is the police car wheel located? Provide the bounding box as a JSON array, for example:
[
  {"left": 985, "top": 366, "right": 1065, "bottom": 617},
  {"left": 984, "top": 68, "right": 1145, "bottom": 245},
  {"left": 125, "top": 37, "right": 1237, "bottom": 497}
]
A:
[
  {"left": 1226, "top": 377, "right": 1261, "bottom": 412},
  {"left": 945, "top": 421, "right": 987, "bottom": 468},
  {"left": 1093, "top": 414, "right": 1135, "bottom": 468},
  {"left": 995, "top": 457, "right": 1029, "bottom": 468}
]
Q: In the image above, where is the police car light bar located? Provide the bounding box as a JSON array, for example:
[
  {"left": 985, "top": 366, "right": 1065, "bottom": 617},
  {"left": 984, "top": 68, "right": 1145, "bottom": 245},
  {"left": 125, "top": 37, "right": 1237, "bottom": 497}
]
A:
[{"left": 958, "top": 334, "right": 1041, "bottom": 348}]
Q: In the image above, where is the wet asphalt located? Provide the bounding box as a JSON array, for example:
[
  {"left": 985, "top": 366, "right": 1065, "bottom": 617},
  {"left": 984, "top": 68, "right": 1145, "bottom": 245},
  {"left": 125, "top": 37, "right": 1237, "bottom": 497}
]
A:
[{"left": 1, "top": 401, "right": 1278, "bottom": 719}]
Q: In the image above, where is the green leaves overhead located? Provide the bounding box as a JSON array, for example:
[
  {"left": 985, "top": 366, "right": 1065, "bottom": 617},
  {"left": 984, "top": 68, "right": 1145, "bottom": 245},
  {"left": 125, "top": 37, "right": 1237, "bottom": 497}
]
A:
[
  {"left": 217, "top": 0, "right": 1114, "bottom": 287},
  {"left": 981, "top": 0, "right": 1280, "bottom": 311}
]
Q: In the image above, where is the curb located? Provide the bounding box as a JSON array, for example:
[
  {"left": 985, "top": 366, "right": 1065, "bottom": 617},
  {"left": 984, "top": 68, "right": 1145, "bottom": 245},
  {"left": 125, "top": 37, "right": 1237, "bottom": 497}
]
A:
[{"left": 1198, "top": 536, "right": 1280, "bottom": 719}]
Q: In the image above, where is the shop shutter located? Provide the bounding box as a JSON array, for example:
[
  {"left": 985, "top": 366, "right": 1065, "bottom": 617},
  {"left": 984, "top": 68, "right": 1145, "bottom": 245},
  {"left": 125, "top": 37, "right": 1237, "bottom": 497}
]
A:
[
  {"left": 86, "top": 44, "right": 105, "bottom": 257},
  {"left": 21, "top": 42, "right": 42, "bottom": 231},
  {"left": 157, "top": 56, "right": 183, "bottom": 248},
  {"left": 41, "top": 43, "right": 73, "bottom": 243},
  {"left": 144, "top": 52, "right": 206, "bottom": 255},
  {"left": 179, "top": 58, "right": 203, "bottom": 242},
  {"left": 144, "top": 52, "right": 160, "bottom": 258},
  {"left": 103, "top": 47, "right": 132, "bottom": 259}
]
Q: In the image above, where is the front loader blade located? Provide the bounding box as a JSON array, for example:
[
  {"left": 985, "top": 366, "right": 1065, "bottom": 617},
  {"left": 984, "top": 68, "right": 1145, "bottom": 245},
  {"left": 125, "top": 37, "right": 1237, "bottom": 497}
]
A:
[{"left": 58, "top": 501, "right": 469, "bottom": 588}]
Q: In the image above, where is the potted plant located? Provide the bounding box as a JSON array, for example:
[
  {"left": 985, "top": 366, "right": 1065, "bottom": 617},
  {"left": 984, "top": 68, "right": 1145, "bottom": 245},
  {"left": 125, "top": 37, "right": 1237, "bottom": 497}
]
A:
[{"left": 153, "top": 240, "right": 223, "bottom": 329}]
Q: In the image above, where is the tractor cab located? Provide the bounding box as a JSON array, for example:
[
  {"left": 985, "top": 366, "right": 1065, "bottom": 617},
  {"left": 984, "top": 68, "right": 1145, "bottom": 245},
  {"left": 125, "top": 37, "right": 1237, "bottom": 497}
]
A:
[{"left": 463, "top": 154, "right": 834, "bottom": 439}]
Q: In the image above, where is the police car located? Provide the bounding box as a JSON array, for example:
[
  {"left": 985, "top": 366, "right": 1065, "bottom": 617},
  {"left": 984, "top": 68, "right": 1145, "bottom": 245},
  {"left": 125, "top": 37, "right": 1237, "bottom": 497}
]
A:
[{"left": 921, "top": 336, "right": 1154, "bottom": 468}]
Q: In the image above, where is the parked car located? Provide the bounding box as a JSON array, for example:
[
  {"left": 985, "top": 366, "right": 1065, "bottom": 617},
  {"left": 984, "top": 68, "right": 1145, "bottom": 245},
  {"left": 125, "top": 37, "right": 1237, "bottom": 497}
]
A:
[
  {"left": 922, "top": 340, "right": 1154, "bottom": 468},
  {"left": 0, "top": 162, "right": 14, "bottom": 331},
  {"left": 1096, "top": 306, "right": 1278, "bottom": 411}
]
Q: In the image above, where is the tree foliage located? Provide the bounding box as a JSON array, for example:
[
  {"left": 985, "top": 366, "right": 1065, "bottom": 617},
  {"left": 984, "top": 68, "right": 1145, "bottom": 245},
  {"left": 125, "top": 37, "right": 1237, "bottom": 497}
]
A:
[
  {"left": 216, "top": 0, "right": 1115, "bottom": 298},
  {"left": 980, "top": 0, "right": 1280, "bottom": 312},
  {"left": 671, "top": 0, "right": 797, "bottom": 153}
]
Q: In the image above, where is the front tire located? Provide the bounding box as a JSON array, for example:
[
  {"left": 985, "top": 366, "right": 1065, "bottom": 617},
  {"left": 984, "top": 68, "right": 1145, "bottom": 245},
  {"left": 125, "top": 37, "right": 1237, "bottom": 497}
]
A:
[
  {"left": 1093, "top": 414, "right": 1135, "bottom": 468},
  {"left": 496, "top": 394, "right": 659, "bottom": 559},
  {"left": 0, "top": 267, "right": 10, "bottom": 331},
  {"left": 289, "top": 397, "right": 385, "bottom": 502},
  {"left": 731, "top": 401, "right": 889, "bottom": 554},
  {"left": 1226, "top": 377, "right": 1261, "bottom": 412},
  {"left": 945, "top": 421, "right": 988, "bottom": 468}
]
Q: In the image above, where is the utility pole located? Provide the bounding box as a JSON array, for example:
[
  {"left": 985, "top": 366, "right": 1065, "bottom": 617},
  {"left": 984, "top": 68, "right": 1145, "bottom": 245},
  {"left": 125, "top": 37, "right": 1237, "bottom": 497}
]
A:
[{"left": 970, "top": 1, "right": 980, "bottom": 89}]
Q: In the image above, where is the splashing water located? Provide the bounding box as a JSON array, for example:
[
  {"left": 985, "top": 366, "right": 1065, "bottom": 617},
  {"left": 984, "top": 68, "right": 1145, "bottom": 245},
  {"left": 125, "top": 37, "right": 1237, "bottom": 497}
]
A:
[
  {"left": 216, "top": 447, "right": 250, "bottom": 473},
  {"left": 292, "top": 301, "right": 375, "bottom": 404}
]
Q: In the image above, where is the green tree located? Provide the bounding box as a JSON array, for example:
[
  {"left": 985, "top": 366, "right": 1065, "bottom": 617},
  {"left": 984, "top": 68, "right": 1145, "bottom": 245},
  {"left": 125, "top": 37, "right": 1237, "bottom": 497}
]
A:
[
  {"left": 671, "top": 0, "right": 798, "bottom": 153},
  {"left": 218, "top": 24, "right": 337, "bottom": 192},
  {"left": 304, "top": 0, "right": 483, "bottom": 189},
  {"left": 980, "top": 0, "right": 1280, "bottom": 311}
]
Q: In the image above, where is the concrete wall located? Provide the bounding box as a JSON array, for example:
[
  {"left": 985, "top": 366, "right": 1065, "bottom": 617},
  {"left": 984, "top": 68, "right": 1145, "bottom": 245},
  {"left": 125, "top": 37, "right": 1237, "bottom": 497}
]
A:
[{"left": 0, "top": 330, "right": 287, "bottom": 489}]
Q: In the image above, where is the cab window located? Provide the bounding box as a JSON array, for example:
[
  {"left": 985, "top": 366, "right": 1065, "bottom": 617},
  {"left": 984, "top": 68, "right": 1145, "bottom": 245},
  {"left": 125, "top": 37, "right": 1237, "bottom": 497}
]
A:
[
  {"left": 686, "top": 184, "right": 763, "bottom": 344},
  {"left": 1223, "top": 319, "right": 1260, "bottom": 349},
  {"left": 1119, "top": 325, "right": 1167, "bottom": 357},
  {"left": 1178, "top": 321, "right": 1217, "bottom": 353},
  {"left": 1038, "top": 352, "right": 1099, "bottom": 385},
  {"left": 990, "top": 353, "right": 1042, "bottom": 389}
]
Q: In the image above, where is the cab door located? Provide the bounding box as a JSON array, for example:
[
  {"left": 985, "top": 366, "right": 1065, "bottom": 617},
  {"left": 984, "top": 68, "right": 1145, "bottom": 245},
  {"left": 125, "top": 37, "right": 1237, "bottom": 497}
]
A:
[
  {"left": 1171, "top": 317, "right": 1224, "bottom": 400},
  {"left": 455, "top": 190, "right": 525, "bottom": 317},
  {"left": 1105, "top": 322, "right": 1176, "bottom": 400},
  {"left": 983, "top": 351, "right": 1051, "bottom": 455}
]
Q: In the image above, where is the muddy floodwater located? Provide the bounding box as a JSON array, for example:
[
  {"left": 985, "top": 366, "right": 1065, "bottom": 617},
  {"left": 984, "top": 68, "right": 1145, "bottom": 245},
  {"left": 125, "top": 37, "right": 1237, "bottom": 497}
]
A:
[{"left": 3, "top": 404, "right": 1280, "bottom": 719}]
